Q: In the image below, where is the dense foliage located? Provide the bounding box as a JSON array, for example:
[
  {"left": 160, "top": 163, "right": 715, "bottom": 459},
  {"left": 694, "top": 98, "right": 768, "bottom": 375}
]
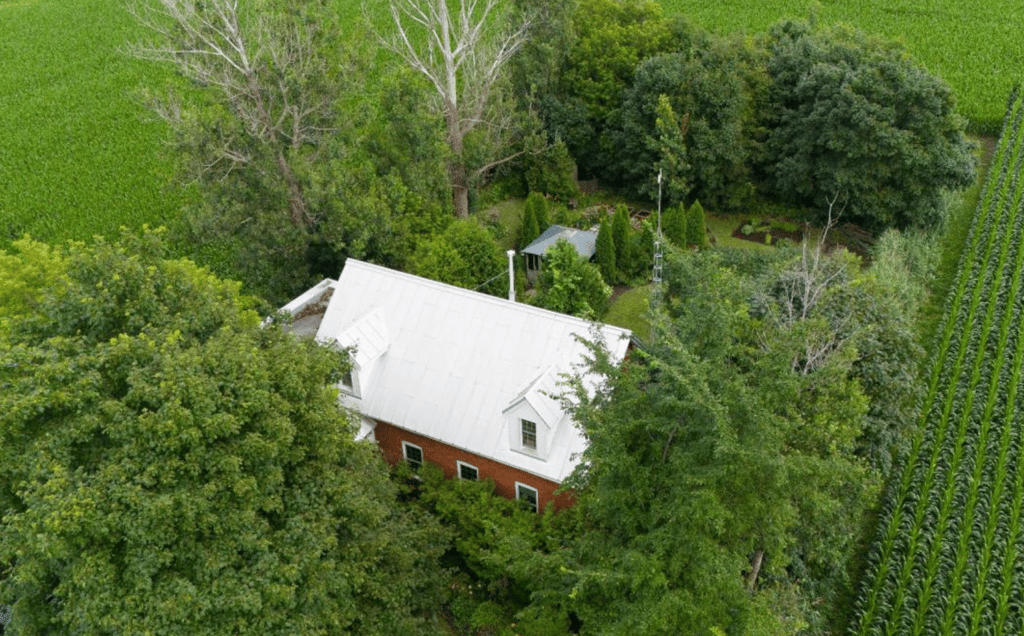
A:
[
  {"left": 408, "top": 218, "right": 509, "bottom": 296},
  {"left": 0, "top": 233, "right": 447, "bottom": 635},
  {"left": 534, "top": 239, "right": 611, "bottom": 318},
  {"left": 595, "top": 217, "right": 617, "bottom": 283},
  {"left": 552, "top": 239, "right": 925, "bottom": 634},
  {"left": 542, "top": 2, "right": 975, "bottom": 230},
  {"left": 850, "top": 85, "right": 1024, "bottom": 636},
  {"left": 659, "top": 0, "right": 1023, "bottom": 132},
  {"left": 760, "top": 20, "right": 977, "bottom": 230}
]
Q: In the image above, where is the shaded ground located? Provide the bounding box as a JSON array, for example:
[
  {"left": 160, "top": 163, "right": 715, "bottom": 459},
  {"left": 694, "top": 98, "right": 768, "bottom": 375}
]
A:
[{"left": 730, "top": 218, "right": 874, "bottom": 261}]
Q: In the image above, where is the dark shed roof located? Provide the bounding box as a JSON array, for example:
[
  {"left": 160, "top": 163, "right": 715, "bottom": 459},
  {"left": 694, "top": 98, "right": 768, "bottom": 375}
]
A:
[{"left": 522, "top": 225, "right": 598, "bottom": 258}]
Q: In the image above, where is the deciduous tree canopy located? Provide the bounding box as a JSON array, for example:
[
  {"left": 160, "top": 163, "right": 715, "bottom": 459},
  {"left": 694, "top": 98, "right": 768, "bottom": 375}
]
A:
[
  {"left": 761, "top": 20, "right": 977, "bottom": 229},
  {"left": 0, "top": 233, "right": 447, "bottom": 636}
]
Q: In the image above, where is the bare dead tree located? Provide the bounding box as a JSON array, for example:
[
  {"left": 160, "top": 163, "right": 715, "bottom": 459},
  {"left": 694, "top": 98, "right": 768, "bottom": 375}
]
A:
[
  {"left": 382, "top": 0, "right": 532, "bottom": 218},
  {"left": 758, "top": 191, "right": 855, "bottom": 374},
  {"left": 129, "top": 0, "right": 339, "bottom": 230}
]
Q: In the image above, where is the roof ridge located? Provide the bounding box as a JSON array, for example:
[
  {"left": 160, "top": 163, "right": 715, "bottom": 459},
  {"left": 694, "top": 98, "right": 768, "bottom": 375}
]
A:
[{"left": 342, "top": 259, "right": 631, "bottom": 339}]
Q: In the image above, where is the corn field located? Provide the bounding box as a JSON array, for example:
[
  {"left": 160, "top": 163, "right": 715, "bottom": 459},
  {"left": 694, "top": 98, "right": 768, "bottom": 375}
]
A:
[{"left": 850, "top": 85, "right": 1024, "bottom": 636}]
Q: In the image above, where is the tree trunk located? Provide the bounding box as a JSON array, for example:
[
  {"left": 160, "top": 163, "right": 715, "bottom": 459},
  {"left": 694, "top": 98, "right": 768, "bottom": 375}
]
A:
[
  {"left": 447, "top": 106, "right": 469, "bottom": 218},
  {"left": 452, "top": 161, "right": 469, "bottom": 218},
  {"left": 746, "top": 549, "right": 764, "bottom": 592}
]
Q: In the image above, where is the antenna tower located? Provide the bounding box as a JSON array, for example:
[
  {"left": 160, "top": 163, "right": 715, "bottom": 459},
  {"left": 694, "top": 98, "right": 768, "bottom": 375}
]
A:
[{"left": 652, "top": 169, "right": 664, "bottom": 292}]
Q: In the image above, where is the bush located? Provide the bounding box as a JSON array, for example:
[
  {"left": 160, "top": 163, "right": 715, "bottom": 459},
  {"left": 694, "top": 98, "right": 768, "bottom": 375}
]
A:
[
  {"left": 534, "top": 239, "right": 611, "bottom": 318},
  {"left": 525, "top": 138, "right": 579, "bottom": 202},
  {"left": 409, "top": 219, "right": 508, "bottom": 296}
]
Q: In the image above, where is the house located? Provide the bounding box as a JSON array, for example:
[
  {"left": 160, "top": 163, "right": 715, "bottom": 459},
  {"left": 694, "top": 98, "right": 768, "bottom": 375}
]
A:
[
  {"left": 521, "top": 224, "right": 599, "bottom": 284},
  {"left": 280, "top": 259, "right": 632, "bottom": 511}
]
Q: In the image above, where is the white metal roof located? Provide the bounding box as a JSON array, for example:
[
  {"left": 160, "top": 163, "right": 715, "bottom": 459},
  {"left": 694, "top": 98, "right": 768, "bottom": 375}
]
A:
[
  {"left": 328, "top": 309, "right": 389, "bottom": 370},
  {"left": 314, "top": 259, "right": 632, "bottom": 483}
]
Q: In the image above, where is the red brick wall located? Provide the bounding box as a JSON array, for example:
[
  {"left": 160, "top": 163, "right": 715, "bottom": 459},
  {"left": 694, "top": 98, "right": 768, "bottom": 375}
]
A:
[{"left": 372, "top": 419, "right": 575, "bottom": 511}]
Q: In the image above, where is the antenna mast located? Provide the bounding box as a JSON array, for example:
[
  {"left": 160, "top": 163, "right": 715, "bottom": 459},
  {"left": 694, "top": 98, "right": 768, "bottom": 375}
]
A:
[{"left": 652, "top": 169, "right": 664, "bottom": 289}]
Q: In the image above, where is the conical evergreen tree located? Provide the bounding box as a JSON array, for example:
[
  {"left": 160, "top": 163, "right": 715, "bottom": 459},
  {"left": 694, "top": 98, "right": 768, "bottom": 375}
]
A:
[
  {"left": 687, "top": 199, "right": 708, "bottom": 248},
  {"left": 520, "top": 198, "right": 540, "bottom": 248},
  {"left": 595, "top": 218, "right": 617, "bottom": 284},
  {"left": 527, "top": 192, "right": 550, "bottom": 232},
  {"left": 663, "top": 203, "right": 688, "bottom": 247},
  {"left": 612, "top": 205, "right": 633, "bottom": 281},
  {"left": 633, "top": 220, "right": 656, "bottom": 278}
]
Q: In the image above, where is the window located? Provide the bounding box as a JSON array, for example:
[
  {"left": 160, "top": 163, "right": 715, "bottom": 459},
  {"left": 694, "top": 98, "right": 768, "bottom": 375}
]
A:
[
  {"left": 340, "top": 369, "right": 353, "bottom": 389},
  {"left": 516, "top": 482, "right": 539, "bottom": 513},
  {"left": 402, "top": 442, "right": 423, "bottom": 469},
  {"left": 521, "top": 419, "right": 537, "bottom": 450},
  {"left": 456, "top": 461, "right": 478, "bottom": 481}
]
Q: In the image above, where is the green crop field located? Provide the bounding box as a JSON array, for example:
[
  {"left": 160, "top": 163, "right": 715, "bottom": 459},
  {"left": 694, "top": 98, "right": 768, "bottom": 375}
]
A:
[
  {"left": 0, "top": 0, "right": 194, "bottom": 248},
  {"left": 658, "top": 0, "right": 1024, "bottom": 132},
  {"left": 850, "top": 86, "right": 1024, "bottom": 636}
]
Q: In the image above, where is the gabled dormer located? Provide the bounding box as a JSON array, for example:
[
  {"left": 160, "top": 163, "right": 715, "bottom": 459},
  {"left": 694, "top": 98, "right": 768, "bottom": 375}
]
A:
[
  {"left": 324, "top": 309, "right": 390, "bottom": 399},
  {"left": 502, "top": 365, "right": 567, "bottom": 461}
]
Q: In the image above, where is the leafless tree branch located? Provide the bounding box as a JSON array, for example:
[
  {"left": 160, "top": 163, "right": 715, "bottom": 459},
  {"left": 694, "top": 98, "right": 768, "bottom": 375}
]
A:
[
  {"left": 129, "top": 0, "right": 339, "bottom": 229},
  {"left": 757, "top": 190, "right": 855, "bottom": 374},
  {"left": 380, "top": 0, "right": 532, "bottom": 217}
]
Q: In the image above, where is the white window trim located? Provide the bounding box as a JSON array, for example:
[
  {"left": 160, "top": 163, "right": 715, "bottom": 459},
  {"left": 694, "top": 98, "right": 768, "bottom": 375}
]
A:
[
  {"left": 515, "top": 481, "right": 539, "bottom": 513},
  {"left": 456, "top": 460, "right": 479, "bottom": 481},
  {"left": 402, "top": 441, "right": 423, "bottom": 468},
  {"left": 520, "top": 419, "right": 538, "bottom": 451}
]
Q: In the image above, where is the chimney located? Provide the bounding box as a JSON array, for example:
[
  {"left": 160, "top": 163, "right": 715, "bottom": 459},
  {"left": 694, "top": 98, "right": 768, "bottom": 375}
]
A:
[{"left": 506, "top": 250, "right": 516, "bottom": 302}]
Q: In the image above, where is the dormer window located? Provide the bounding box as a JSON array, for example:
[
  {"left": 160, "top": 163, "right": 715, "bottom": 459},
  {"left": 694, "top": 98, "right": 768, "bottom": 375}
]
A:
[
  {"left": 521, "top": 420, "right": 537, "bottom": 450},
  {"left": 339, "top": 363, "right": 359, "bottom": 397}
]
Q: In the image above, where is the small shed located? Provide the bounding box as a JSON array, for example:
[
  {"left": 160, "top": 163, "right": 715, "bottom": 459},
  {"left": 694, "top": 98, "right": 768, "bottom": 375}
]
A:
[{"left": 521, "top": 225, "right": 598, "bottom": 284}]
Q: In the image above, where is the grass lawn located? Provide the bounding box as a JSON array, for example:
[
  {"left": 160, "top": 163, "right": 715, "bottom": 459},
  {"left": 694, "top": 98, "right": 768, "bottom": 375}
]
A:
[
  {"left": 485, "top": 199, "right": 526, "bottom": 251},
  {"left": 705, "top": 213, "right": 776, "bottom": 251},
  {"left": 604, "top": 285, "right": 653, "bottom": 342}
]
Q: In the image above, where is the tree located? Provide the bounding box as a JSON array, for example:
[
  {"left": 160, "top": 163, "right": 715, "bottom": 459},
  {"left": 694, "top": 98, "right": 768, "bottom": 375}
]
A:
[
  {"left": 408, "top": 218, "right": 509, "bottom": 296},
  {"left": 553, "top": 247, "right": 882, "bottom": 634},
  {"left": 523, "top": 136, "right": 579, "bottom": 202},
  {"left": 611, "top": 205, "right": 633, "bottom": 280},
  {"left": 654, "top": 94, "right": 691, "bottom": 205},
  {"left": 534, "top": 239, "right": 610, "bottom": 318},
  {"left": 0, "top": 232, "right": 447, "bottom": 636},
  {"left": 662, "top": 202, "right": 687, "bottom": 247},
  {"left": 614, "top": 33, "right": 765, "bottom": 208},
  {"left": 761, "top": 19, "right": 976, "bottom": 230},
  {"left": 686, "top": 199, "right": 708, "bottom": 248},
  {"left": 553, "top": 0, "right": 673, "bottom": 180},
  {"left": 131, "top": 0, "right": 338, "bottom": 230},
  {"left": 594, "top": 217, "right": 616, "bottom": 284},
  {"left": 519, "top": 197, "right": 541, "bottom": 247},
  {"left": 385, "top": 0, "right": 533, "bottom": 218},
  {"left": 525, "top": 191, "right": 550, "bottom": 233},
  {"left": 131, "top": 0, "right": 449, "bottom": 302},
  {"left": 632, "top": 220, "right": 657, "bottom": 278}
]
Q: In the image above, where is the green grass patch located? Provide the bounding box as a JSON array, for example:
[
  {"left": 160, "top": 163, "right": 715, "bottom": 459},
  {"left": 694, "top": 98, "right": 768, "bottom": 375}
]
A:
[
  {"left": 705, "top": 212, "right": 776, "bottom": 251},
  {"left": 657, "top": 0, "right": 1023, "bottom": 132},
  {"left": 916, "top": 135, "right": 998, "bottom": 351},
  {"left": 485, "top": 199, "right": 526, "bottom": 251},
  {"left": 604, "top": 285, "right": 653, "bottom": 341},
  {"left": 0, "top": 0, "right": 194, "bottom": 249}
]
